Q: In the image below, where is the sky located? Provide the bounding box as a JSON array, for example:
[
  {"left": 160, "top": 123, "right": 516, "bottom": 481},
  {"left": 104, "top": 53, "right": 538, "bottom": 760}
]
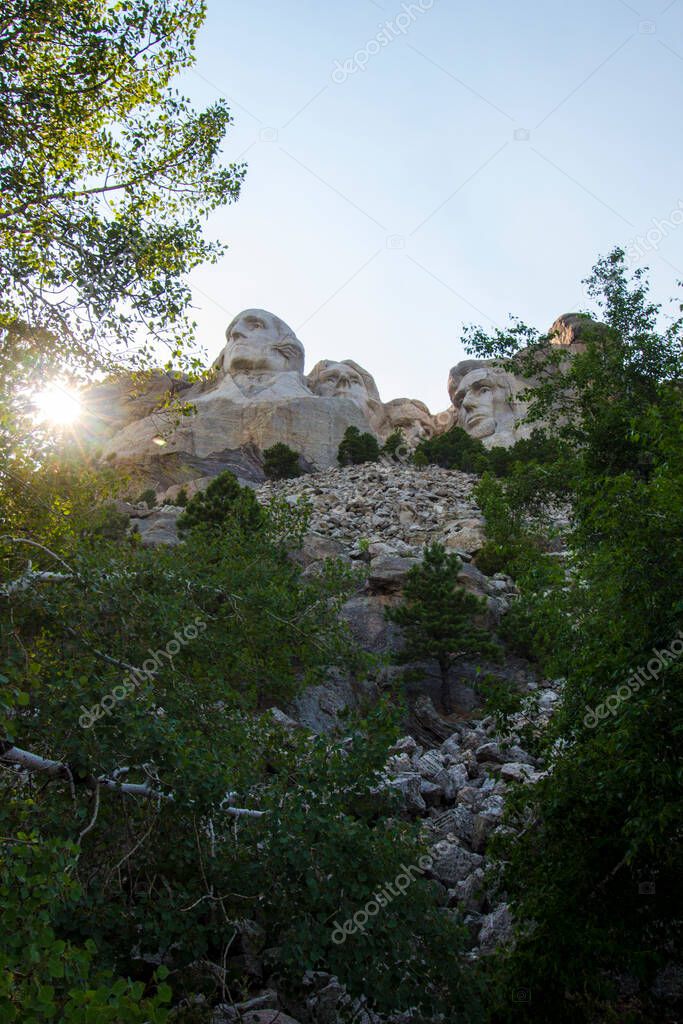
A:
[{"left": 180, "top": 0, "right": 683, "bottom": 412}]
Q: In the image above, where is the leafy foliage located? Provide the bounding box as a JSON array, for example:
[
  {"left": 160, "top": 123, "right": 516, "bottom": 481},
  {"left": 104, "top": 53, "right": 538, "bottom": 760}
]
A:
[
  {"left": 262, "top": 442, "right": 303, "bottom": 480},
  {"left": 337, "top": 426, "right": 380, "bottom": 466},
  {"left": 414, "top": 423, "right": 567, "bottom": 479},
  {"left": 136, "top": 488, "right": 157, "bottom": 509},
  {"left": 0, "top": 460, "right": 485, "bottom": 1017},
  {"left": 465, "top": 250, "right": 683, "bottom": 1021},
  {"left": 414, "top": 425, "right": 489, "bottom": 473},
  {"left": 381, "top": 429, "right": 407, "bottom": 459},
  {"left": 176, "top": 470, "right": 264, "bottom": 536},
  {"left": 387, "top": 542, "right": 500, "bottom": 713},
  {"left": 0, "top": 830, "right": 170, "bottom": 1023},
  {"left": 255, "top": 703, "right": 484, "bottom": 1019},
  {"left": 0, "top": 0, "right": 244, "bottom": 376}
]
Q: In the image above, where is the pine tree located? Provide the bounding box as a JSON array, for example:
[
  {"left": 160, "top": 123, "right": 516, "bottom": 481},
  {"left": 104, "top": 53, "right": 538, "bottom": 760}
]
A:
[
  {"left": 337, "top": 426, "right": 380, "bottom": 466},
  {"left": 387, "top": 542, "right": 500, "bottom": 713},
  {"left": 177, "top": 470, "right": 264, "bottom": 535},
  {"left": 263, "top": 442, "right": 303, "bottom": 480}
]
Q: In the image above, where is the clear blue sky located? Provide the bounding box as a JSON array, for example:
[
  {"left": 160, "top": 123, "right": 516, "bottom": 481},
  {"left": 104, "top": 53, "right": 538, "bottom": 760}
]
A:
[{"left": 181, "top": 0, "right": 683, "bottom": 412}]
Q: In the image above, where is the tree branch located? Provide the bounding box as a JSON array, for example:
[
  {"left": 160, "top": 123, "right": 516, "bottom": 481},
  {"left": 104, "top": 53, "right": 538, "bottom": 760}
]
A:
[{"left": 0, "top": 742, "right": 264, "bottom": 817}]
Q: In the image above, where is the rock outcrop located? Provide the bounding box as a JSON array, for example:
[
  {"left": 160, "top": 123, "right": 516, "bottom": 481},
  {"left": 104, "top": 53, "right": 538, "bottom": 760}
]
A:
[
  {"left": 82, "top": 309, "right": 442, "bottom": 487},
  {"left": 446, "top": 311, "right": 606, "bottom": 448},
  {"left": 84, "top": 307, "right": 601, "bottom": 484}
]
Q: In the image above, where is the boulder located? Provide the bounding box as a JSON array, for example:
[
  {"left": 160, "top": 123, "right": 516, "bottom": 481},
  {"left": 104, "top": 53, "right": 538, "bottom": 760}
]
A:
[
  {"left": 129, "top": 506, "right": 181, "bottom": 547},
  {"left": 367, "top": 554, "right": 419, "bottom": 594},
  {"left": 499, "top": 762, "right": 536, "bottom": 783},
  {"left": 478, "top": 903, "right": 513, "bottom": 952},
  {"left": 443, "top": 521, "right": 486, "bottom": 554},
  {"left": 384, "top": 772, "right": 426, "bottom": 815},
  {"left": 431, "top": 843, "right": 483, "bottom": 887}
]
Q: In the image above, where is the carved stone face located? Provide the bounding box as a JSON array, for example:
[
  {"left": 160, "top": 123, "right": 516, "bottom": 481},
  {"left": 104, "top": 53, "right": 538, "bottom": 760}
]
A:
[
  {"left": 222, "top": 309, "right": 304, "bottom": 376},
  {"left": 383, "top": 398, "right": 435, "bottom": 444},
  {"left": 450, "top": 363, "right": 516, "bottom": 440},
  {"left": 307, "top": 360, "right": 378, "bottom": 405}
]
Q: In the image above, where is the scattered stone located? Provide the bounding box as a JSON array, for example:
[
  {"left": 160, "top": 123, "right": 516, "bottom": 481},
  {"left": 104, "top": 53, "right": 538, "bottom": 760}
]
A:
[
  {"left": 431, "top": 844, "right": 483, "bottom": 887},
  {"left": 499, "top": 762, "right": 536, "bottom": 783},
  {"left": 478, "top": 903, "right": 513, "bottom": 952}
]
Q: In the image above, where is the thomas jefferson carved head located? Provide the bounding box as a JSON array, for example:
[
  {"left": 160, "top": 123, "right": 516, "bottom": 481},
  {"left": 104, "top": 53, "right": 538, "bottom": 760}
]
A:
[
  {"left": 307, "top": 359, "right": 380, "bottom": 405},
  {"left": 448, "top": 360, "right": 518, "bottom": 442},
  {"left": 383, "top": 398, "right": 435, "bottom": 444},
  {"left": 218, "top": 309, "right": 305, "bottom": 377}
]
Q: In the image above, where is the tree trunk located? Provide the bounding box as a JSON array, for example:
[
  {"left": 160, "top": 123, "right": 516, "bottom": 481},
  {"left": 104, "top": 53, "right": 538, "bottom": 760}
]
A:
[{"left": 439, "top": 660, "right": 452, "bottom": 716}]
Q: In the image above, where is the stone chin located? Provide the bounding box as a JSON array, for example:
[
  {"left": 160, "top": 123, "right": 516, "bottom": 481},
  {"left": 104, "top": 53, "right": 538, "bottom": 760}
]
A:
[{"left": 460, "top": 412, "right": 496, "bottom": 439}]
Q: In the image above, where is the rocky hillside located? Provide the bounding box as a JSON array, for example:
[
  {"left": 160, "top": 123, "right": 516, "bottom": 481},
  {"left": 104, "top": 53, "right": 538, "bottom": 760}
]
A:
[{"left": 256, "top": 461, "right": 486, "bottom": 553}]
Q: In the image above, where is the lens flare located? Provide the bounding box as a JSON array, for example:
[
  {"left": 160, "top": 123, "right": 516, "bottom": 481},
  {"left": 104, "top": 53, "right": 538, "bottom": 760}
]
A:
[{"left": 33, "top": 383, "right": 82, "bottom": 426}]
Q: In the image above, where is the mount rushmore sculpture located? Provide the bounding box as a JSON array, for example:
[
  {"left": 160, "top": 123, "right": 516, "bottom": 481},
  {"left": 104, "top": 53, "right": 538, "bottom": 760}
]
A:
[{"left": 83, "top": 308, "right": 594, "bottom": 488}]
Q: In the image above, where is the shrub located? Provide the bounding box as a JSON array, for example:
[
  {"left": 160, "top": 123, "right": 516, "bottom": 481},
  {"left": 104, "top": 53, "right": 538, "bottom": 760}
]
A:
[
  {"left": 176, "top": 470, "right": 264, "bottom": 535},
  {"left": 136, "top": 488, "right": 157, "bottom": 509},
  {"left": 386, "top": 542, "right": 500, "bottom": 713},
  {"left": 381, "top": 429, "right": 407, "bottom": 459},
  {"left": 0, "top": 830, "right": 170, "bottom": 1023},
  {"left": 414, "top": 425, "right": 489, "bottom": 473},
  {"left": 473, "top": 540, "right": 511, "bottom": 577},
  {"left": 337, "top": 426, "right": 380, "bottom": 466},
  {"left": 263, "top": 442, "right": 303, "bottom": 480},
  {"left": 174, "top": 487, "right": 189, "bottom": 507}
]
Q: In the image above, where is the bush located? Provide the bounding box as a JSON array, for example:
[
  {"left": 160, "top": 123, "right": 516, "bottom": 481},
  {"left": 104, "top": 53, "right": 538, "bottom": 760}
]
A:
[
  {"left": 386, "top": 542, "right": 500, "bottom": 713},
  {"left": 381, "top": 429, "right": 407, "bottom": 459},
  {"left": 337, "top": 426, "right": 380, "bottom": 466},
  {"left": 263, "top": 442, "right": 303, "bottom": 480},
  {"left": 0, "top": 830, "right": 170, "bottom": 1023},
  {"left": 414, "top": 426, "right": 488, "bottom": 473},
  {"left": 136, "top": 488, "right": 157, "bottom": 509},
  {"left": 176, "top": 470, "right": 264, "bottom": 535},
  {"left": 174, "top": 487, "right": 189, "bottom": 507},
  {"left": 473, "top": 540, "right": 511, "bottom": 577}
]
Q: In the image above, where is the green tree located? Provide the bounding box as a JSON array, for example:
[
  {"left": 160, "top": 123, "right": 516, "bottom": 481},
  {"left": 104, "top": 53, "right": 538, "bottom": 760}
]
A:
[
  {"left": 387, "top": 542, "right": 500, "bottom": 714},
  {"left": 337, "top": 426, "right": 380, "bottom": 466},
  {"left": 381, "top": 429, "right": 407, "bottom": 459},
  {"left": 263, "top": 442, "right": 303, "bottom": 480},
  {"left": 0, "top": 0, "right": 244, "bottom": 492},
  {"left": 136, "top": 487, "right": 157, "bottom": 509},
  {"left": 176, "top": 470, "right": 264, "bottom": 535},
  {"left": 414, "top": 425, "right": 489, "bottom": 473},
  {"left": 0, "top": 0, "right": 243, "bottom": 374},
  {"left": 464, "top": 250, "right": 683, "bottom": 1022}
]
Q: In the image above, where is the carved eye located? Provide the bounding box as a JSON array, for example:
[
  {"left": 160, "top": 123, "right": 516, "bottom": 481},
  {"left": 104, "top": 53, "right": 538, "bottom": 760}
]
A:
[{"left": 245, "top": 319, "right": 265, "bottom": 330}]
